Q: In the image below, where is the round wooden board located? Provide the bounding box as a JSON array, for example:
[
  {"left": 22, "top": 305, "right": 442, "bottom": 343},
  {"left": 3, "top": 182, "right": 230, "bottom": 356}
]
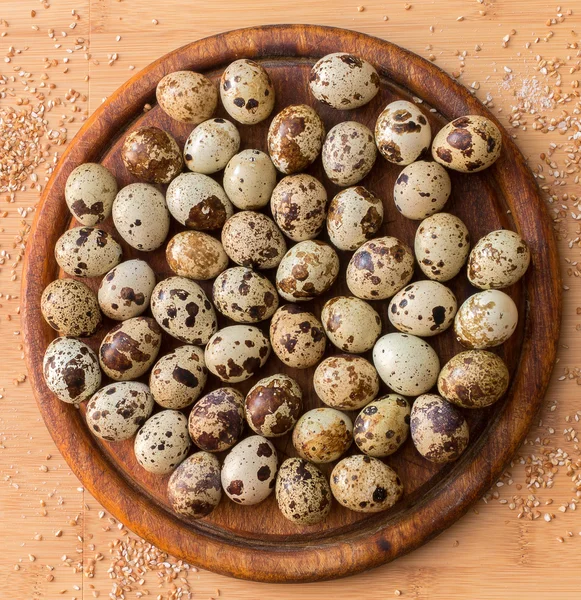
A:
[{"left": 22, "top": 25, "right": 561, "bottom": 583}]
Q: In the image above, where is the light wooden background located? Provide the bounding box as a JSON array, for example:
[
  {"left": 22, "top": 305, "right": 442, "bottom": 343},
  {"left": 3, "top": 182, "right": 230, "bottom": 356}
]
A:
[{"left": 1, "top": 0, "right": 581, "bottom": 598}]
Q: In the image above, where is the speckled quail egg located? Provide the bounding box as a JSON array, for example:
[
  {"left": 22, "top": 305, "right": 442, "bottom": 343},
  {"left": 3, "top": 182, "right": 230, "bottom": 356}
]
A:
[
  {"left": 321, "top": 296, "right": 381, "bottom": 354},
  {"left": 166, "top": 231, "right": 228, "bottom": 280},
  {"left": 268, "top": 104, "right": 325, "bottom": 174},
  {"left": 188, "top": 387, "right": 245, "bottom": 452},
  {"left": 151, "top": 277, "right": 217, "bottom": 345},
  {"left": 85, "top": 381, "right": 154, "bottom": 442},
  {"left": 309, "top": 52, "right": 380, "bottom": 110},
  {"left": 121, "top": 126, "right": 182, "bottom": 184},
  {"left": 410, "top": 394, "right": 469, "bottom": 463},
  {"left": 438, "top": 350, "right": 509, "bottom": 409},
  {"left": 354, "top": 395, "right": 410, "bottom": 457},
  {"left": 112, "top": 183, "right": 170, "bottom": 251},
  {"left": 212, "top": 267, "right": 278, "bottom": 323},
  {"left": 346, "top": 237, "right": 415, "bottom": 300},
  {"left": 166, "top": 172, "right": 233, "bottom": 230},
  {"left": 326, "top": 186, "right": 384, "bottom": 251},
  {"left": 276, "top": 240, "right": 339, "bottom": 302},
  {"left": 432, "top": 115, "right": 502, "bottom": 173},
  {"left": 183, "top": 118, "right": 240, "bottom": 174},
  {"left": 292, "top": 408, "right": 353, "bottom": 464},
  {"left": 330, "top": 455, "right": 403, "bottom": 513},
  {"left": 223, "top": 149, "right": 277, "bottom": 210},
  {"left": 269, "top": 304, "right": 326, "bottom": 369},
  {"left": 414, "top": 213, "right": 470, "bottom": 282},
  {"left": 55, "top": 227, "right": 122, "bottom": 278},
  {"left": 454, "top": 290, "right": 518, "bottom": 349},
  {"left": 98, "top": 259, "right": 156, "bottom": 321},
  {"left": 99, "top": 317, "right": 162, "bottom": 381},
  {"left": 168, "top": 452, "right": 222, "bottom": 519},
  {"left": 156, "top": 70, "right": 217, "bottom": 124},
  {"left": 41, "top": 279, "right": 101, "bottom": 337},
  {"left": 393, "top": 161, "right": 451, "bottom": 220},
  {"left": 149, "top": 345, "right": 208, "bottom": 409},
  {"left": 43, "top": 337, "right": 101, "bottom": 404},
  {"left": 276, "top": 458, "right": 332, "bottom": 525},
  {"left": 467, "top": 229, "right": 530, "bottom": 289},
  {"left": 220, "top": 59, "right": 275, "bottom": 125},
  {"left": 373, "top": 333, "right": 440, "bottom": 396},
  {"left": 205, "top": 325, "right": 270, "bottom": 383},
  {"left": 270, "top": 174, "right": 327, "bottom": 242},
  {"left": 375, "top": 100, "right": 432, "bottom": 165},
  {"left": 245, "top": 374, "right": 302, "bottom": 438},
  {"left": 314, "top": 354, "right": 379, "bottom": 410},
  {"left": 322, "top": 121, "right": 377, "bottom": 187},
  {"left": 134, "top": 410, "right": 191, "bottom": 475},
  {"left": 221, "top": 435, "right": 278, "bottom": 505},
  {"left": 221, "top": 211, "right": 286, "bottom": 270},
  {"left": 65, "top": 163, "right": 117, "bottom": 226},
  {"left": 388, "top": 280, "right": 457, "bottom": 337}
]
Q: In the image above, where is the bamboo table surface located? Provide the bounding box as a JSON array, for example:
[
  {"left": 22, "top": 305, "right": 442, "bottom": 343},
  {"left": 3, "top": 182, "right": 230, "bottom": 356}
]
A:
[{"left": 1, "top": 1, "right": 580, "bottom": 598}]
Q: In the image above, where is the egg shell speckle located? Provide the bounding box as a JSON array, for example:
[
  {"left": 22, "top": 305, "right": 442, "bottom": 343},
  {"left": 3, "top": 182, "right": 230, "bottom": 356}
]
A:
[
  {"left": 276, "top": 458, "right": 332, "bottom": 525},
  {"left": 205, "top": 325, "right": 271, "bottom": 383},
  {"left": 414, "top": 213, "right": 471, "bottom": 282},
  {"left": 410, "top": 394, "right": 469, "bottom": 463},
  {"left": 134, "top": 410, "right": 192, "bottom": 475},
  {"left": 188, "top": 387, "right": 245, "bottom": 452},
  {"left": 151, "top": 277, "right": 217, "bottom": 345},
  {"left": 454, "top": 289, "right": 518, "bottom": 349},
  {"left": 212, "top": 267, "right": 279, "bottom": 323},
  {"left": 99, "top": 316, "right": 162, "bottom": 381},
  {"left": 276, "top": 240, "right": 339, "bottom": 302},
  {"left": 346, "top": 236, "right": 415, "bottom": 300},
  {"left": 330, "top": 455, "right": 403, "bottom": 513},
  {"left": 292, "top": 407, "right": 353, "bottom": 464},
  {"left": 166, "top": 231, "right": 229, "bottom": 281},
  {"left": 321, "top": 296, "right": 381, "bottom": 354},
  {"left": 156, "top": 71, "right": 217, "bottom": 125},
  {"left": 373, "top": 333, "right": 440, "bottom": 396},
  {"left": 168, "top": 452, "right": 222, "bottom": 519},
  {"left": 184, "top": 118, "right": 240, "bottom": 174},
  {"left": 43, "top": 337, "right": 101, "bottom": 404},
  {"left": 65, "top": 163, "right": 117, "bottom": 226},
  {"left": 86, "top": 381, "right": 154, "bottom": 442},
  {"left": 149, "top": 345, "right": 208, "bottom": 410},
  {"left": 221, "top": 435, "right": 278, "bottom": 505},
  {"left": 223, "top": 149, "right": 277, "bottom": 210}
]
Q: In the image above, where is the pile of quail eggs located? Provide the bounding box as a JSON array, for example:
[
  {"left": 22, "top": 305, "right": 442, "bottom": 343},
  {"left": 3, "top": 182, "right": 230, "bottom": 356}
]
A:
[{"left": 41, "top": 52, "right": 530, "bottom": 525}]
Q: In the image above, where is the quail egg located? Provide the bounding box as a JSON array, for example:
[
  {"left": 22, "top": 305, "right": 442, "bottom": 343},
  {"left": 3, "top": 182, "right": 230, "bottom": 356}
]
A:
[
  {"left": 86, "top": 381, "right": 154, "bottom": 442},
  {"left": 166, "top": 231, "right": 229, "bottom": 280},
  {"left": 156, "top": 70, "right": 217, "bottom": 124},
  {"left": 292, "top": 408, "right": 353, "bottom": 464},
  {"left": 326, "top": 186, "right": 384, "bottom": 251},
  {"left": 321, "top": 296, "right": 381, "bottom": 354},
  {"left": 410, "top": 394, "right": 469, "bottom": 463},
  {"left": 454, "top": 289, "right": 518, "bottom": 349},
  {"left": 268, "top": 104, "right": 325, "bottom": 174},
  {"left": 134, "top": 410, "right": 191, "bottom": 475},
  {"left": 205, "top": 325, "right": 270, "bottom": 383},
  {"left": 212, "top": 267, "right": 279, "bottom": 323},
  {"left": 183, "top": 118, "right": 240, "bottom": 174},
  {"left": 330, "top": 455, "right": 403, "bottom": 513},
  {"left": 221, "top": 435, "right": 278, "bottom": 505},
  {"left": 269, "top": 304, "right": 326, "bottom": 369},
  {"left": 276, "top": 240, "right": 339, "bottom": 302},
  {"left": 346, "top": 236, "right": 415, "bottom": 300},
  {"left": 375, "top": 100, "right": 431, "bottom": 165},
  {"left": 467, "top": 229, "right": 530, "bottom": 289},
  {"left": 223, "top": 149, "right": 277, "bottom": 210},
  {"left": 43, "top": 337, "right": 101, "bottom": 404},
  {"left": 373, "top": 333, "right": 440, "bottom": 396},
  {"left": 99, "top": 317, "right": 162, "bottom": 381},
  {"left": 432, "top": 115, "right": 502, "bottom": 173},
  {"left": 188, "top": 387, "right": 245, "bottom": 452},
  {"left": 65, "top": 163, "right": 117, "bottom": 226}
]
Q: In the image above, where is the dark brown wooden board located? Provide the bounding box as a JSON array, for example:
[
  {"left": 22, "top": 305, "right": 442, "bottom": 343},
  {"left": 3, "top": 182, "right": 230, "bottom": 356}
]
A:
[{"left": 21, "top": 25, "right": 561, "bottom": 583}]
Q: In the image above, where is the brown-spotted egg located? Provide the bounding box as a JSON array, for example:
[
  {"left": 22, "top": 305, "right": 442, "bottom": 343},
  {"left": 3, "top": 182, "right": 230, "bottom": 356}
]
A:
[
  {"left": 223, "top": 149, "right": 277, "bottom": 210},
  {"left": 166, "top": 231, "right": 229, "bottom": 281},
  {"left": 156, "top": 71, "right": 217, "bottom": 125},
  {"left": 65, "top": 163, "right": 117, "bottom": 226},
  {"left": 183, "top": 118, "right": 240, "bottom": 174}
]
